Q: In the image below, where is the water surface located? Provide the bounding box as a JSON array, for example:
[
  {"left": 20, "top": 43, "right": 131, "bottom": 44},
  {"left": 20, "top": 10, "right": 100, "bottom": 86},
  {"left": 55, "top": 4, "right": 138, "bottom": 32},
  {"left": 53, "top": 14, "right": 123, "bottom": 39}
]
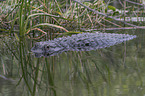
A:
[{"left": 0, "top": 29, "right": 145, "bottom": 96}]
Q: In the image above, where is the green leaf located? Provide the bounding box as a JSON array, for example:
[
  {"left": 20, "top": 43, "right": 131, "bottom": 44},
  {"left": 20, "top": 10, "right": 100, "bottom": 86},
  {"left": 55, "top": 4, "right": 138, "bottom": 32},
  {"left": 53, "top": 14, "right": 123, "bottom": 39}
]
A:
[
  {"left": 14, "top": 33, "right": 19, "bottom": 41},
  {"left": 108, "top": 5, "right": 116, "bottom": 11},
  {"left": 24, "top": 13, "right": 72, "bottom": 33},
  {"left": 26, "top": 23, "right": 69, "bottom": 33},
  {"left": 62, "top": 31, "right": 82, "bottom": 36}
]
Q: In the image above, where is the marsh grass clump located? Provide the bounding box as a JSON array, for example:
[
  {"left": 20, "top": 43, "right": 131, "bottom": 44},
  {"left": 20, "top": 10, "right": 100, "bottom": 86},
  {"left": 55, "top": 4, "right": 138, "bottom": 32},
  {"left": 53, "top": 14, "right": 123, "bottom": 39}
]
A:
[{"left": 0, "top": 0, "right": 144, "bottom": 38}]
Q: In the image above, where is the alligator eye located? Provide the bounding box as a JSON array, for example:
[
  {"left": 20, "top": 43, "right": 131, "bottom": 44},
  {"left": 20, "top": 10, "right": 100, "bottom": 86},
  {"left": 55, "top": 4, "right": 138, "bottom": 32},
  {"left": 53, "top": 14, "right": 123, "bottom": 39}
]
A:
[
  {"left": 44, "top": 45, "right": 50, "bottom": 50},
  {"left": 46, "top": 46, "right": 49, "bottom": 49}
]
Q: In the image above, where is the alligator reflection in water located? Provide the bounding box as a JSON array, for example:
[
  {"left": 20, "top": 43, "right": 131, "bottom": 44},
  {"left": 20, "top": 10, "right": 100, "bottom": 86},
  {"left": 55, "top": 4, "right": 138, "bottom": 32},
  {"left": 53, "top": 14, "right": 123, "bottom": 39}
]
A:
[{"left": 31, "top": 32, "right": 136, "bottom": 57}]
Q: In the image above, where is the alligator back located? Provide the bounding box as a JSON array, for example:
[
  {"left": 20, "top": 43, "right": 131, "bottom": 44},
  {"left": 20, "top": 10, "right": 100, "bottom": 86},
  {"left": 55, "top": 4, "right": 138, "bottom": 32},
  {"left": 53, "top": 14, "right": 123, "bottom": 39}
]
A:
[{"left": 31, "top": 32, "right": 136, "bottom": 57}]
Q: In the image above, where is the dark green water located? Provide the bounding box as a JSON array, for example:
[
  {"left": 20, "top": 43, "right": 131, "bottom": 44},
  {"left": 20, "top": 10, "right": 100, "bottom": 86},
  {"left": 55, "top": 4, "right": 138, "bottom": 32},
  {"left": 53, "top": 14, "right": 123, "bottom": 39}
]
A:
[{"left": 0, "top": 29, "right": 144, "bottom": 96}]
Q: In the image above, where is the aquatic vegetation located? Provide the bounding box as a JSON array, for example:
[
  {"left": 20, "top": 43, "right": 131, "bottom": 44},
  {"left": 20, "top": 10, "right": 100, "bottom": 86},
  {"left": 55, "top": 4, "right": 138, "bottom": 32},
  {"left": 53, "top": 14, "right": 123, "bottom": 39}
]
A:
[{"left": 0, "top": 0, "right": 144, "bottom": 36}]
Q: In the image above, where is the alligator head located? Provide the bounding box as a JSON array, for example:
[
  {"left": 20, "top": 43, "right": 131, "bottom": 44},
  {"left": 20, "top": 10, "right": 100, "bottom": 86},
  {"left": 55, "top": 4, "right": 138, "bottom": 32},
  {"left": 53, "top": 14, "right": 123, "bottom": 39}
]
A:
[{"left": 31, "top": 41, "right": 65, "bottom": 55}]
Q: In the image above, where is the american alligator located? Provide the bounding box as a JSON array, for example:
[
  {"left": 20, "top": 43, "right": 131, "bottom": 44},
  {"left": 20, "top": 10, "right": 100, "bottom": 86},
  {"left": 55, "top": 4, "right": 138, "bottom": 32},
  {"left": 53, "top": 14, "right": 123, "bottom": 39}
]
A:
[{"left": 31, "top": 32, "right": 136, "bottom": 57}]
